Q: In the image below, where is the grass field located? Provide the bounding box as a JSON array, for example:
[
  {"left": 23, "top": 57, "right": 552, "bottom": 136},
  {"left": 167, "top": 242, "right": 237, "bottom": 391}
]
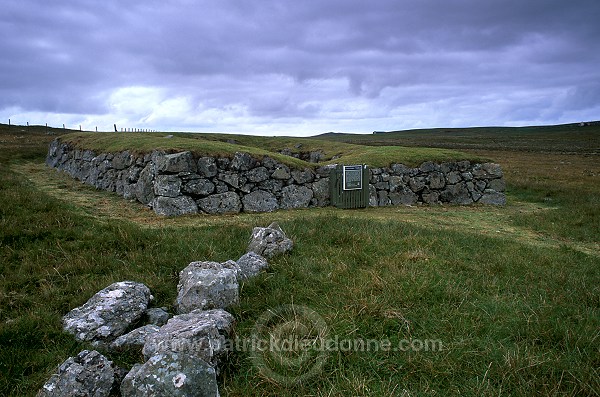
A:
[{"left": 0, "top": 123, "right": 598, "bottom": 396}]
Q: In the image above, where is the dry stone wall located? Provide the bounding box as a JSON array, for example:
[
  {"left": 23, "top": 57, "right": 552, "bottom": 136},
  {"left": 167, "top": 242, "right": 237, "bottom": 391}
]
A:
[{"left": 46, "top": 138, "right": 505, "bottom": 216}]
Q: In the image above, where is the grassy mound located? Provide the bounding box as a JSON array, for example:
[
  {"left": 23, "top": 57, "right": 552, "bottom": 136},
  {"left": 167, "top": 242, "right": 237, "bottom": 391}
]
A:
[{"left": 58, "top": 131, "right": 487, "bottom": 168}]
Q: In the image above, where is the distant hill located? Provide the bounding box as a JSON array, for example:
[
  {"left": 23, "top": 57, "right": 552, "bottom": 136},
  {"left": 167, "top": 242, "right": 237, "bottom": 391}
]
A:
[{"left": 314, "top": 122, "right": 600, "bottom": 154}]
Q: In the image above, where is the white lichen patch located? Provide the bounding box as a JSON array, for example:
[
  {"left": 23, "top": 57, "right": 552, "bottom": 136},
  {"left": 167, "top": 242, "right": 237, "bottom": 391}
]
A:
[{"left": 173, "top": 373, "right": 187, "bottom": 388}]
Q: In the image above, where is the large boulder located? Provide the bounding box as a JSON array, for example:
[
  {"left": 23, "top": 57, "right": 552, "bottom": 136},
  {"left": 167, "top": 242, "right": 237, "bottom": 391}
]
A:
[
  {"left": 236, "top": 252, "right": 269, "bottom": 280},
  {"left": 142, "top": 309, "right": 235, "bottom": 365},
  {"left": 242, "top": 190, "right": 279, "bottom": 213},
  {"left": 176, "top": 261, "right": 239, "bottom": 313},
  {"left": 280, "top": 185, "right": 313, "bottom": 209},
  {"left": 247, "top": 222, "right": 293, "bottom": 258},
  {"left": 197, "top": 192, "right": 242, "bottom": 214},
  {"left": 152, "top": 196, "right": 198, "bottom": 216},
  {"left": 37, "top": 350, "right": 116, "bottom": 397},
  {"left": 311, "top": 178, "right": 330, "bottom": 206},
  {"left": 62, "top": 281, "right": 152, "bottom": 346},
  {"left": 120, "top": 353, "right": 219, "bottom": 397}
]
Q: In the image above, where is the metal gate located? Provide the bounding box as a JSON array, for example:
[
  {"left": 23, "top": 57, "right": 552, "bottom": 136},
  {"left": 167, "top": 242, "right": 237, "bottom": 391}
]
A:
[{"left": 330, "top": 164, "right": 370, "bottom": 209}]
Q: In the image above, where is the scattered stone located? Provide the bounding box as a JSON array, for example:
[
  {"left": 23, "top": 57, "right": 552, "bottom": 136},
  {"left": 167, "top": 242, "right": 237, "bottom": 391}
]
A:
[
  {"left": 143, "top": 309, "right": 235, "bottom": 364},
  {"left": 247, "top": 222, "right": 293, "bottom": 258},
  {"left": 236, "top": 252, "right": 269, "bottom": 280},
  {"left": 120, "top": 353, "right": 219, "bottom": 397},
  {"left": 62, "top": 281, "right": 152, "bottom": 346},
  {"left": 176, "top": 261, "right": 239, "bottom": 313},
  {"left": 37, "top": 350, "right": 115, "bottom": 397}
]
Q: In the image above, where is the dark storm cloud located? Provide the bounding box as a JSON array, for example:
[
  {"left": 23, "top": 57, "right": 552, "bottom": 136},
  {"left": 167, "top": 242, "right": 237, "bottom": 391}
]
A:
[{"left": 1, "top": 0, "right": 599, "bottom": 133}]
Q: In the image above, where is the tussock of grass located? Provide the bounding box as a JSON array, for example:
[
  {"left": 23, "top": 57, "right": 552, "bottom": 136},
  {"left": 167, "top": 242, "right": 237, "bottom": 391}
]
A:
[{"left": 58, "top": 131, "right": 485, "bottom": 168}]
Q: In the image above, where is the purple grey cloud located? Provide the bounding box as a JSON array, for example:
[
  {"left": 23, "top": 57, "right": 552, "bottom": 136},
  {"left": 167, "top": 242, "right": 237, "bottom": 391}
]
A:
[{"left": 1, "top": 0, "right": 599, "bottom": 134}]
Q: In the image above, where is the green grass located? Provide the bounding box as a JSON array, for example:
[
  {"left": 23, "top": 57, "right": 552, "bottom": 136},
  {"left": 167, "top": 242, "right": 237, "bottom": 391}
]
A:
[
  {"left": 1, "top": 125, "right": 599, "bottom": 396},
  {"left": 317, "top": 122, "right": 600, "bottom": 153},
  {"left": 56, "top": 130, "right": 485, "bottom": 168}
]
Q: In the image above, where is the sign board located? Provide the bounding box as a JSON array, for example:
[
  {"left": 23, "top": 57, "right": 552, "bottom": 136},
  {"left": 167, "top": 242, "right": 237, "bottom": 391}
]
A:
[{"left": 342, "top": 165, "right": 364, "bottom": 190}]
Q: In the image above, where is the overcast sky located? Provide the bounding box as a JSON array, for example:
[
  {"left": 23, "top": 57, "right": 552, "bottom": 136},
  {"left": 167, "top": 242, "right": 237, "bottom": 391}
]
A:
[{"left": 2, "top": 0, "right": 599, "bottom": 135}]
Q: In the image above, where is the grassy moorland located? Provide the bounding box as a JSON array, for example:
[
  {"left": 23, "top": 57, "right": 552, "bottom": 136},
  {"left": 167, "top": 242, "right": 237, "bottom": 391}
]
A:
[
  {"left": 317, "top": 122, "right": 600, "bottom": 153},
  {"left": 0, "top": 123, "right": 598, "bottom": 396}
]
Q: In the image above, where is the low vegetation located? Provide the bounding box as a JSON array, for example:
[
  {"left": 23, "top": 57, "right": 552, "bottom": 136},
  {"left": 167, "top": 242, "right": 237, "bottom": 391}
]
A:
[
  {"left": 0, "top": 123, "right": 598, "bottom": 396},
  {"left": 58, "top": 130, "right": 484, "bottom": 168}
]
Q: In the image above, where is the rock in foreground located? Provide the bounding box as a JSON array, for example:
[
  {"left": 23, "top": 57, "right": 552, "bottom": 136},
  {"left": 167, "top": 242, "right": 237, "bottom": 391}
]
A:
[
  {"left": 247, "top": 222, "right": 293, "bottom": 258},
  {"left": 62, "top": 281, "right": 152, "bottom": 345}
]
